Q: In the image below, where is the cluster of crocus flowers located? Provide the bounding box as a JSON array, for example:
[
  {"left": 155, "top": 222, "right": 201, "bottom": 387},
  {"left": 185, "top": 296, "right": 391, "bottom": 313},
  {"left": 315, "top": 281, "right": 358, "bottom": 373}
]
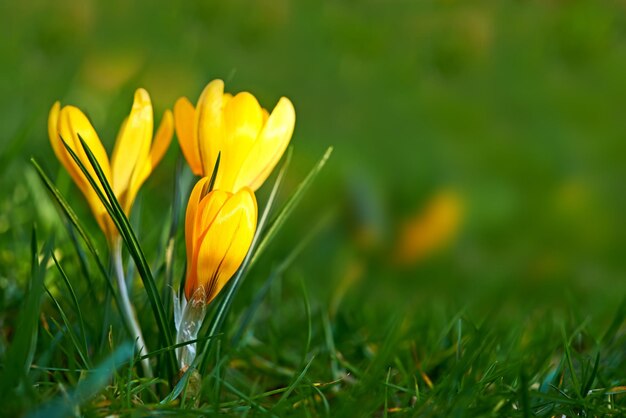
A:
[
  {"left": 48, "top": 79, "right": 295, "bottom": 373},
  {"left": 48, "top": 88, "right": 174, "bottom": 246},
  {"left": 176, "top": 79, "right": 295, "bottom": 306}
]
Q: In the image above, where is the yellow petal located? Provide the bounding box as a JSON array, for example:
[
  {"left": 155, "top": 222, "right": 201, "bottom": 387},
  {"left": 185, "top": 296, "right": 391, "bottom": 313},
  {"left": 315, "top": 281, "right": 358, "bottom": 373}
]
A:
[
  {"left": 50, "top": 102, "right": 106, "bottom": 232},
  {"left": 184, "top": 188, "right": 231, "bottom": 300},
  {"left": 261, "top": 108, "right": 270, "bottom": 125},
  {"left": 185, "top": 181, "right": 209, "bottom": 299},
  {"left": 192, "top": 188, "right": 257, "bottom": 303},
  {"left": 185, "top": 178, "right": 210, "bottom": 246},
  {"left": 124, "top": 109, "right": 174, "bottom": 214},
  {"left": 111, "top": 88, "right": 153, "bottom": 208},
  {"left": 48, "top": 102, "right": 82, "bottom": 184},
  {"left": 150, "top": 109, "right": 174, "bottom": 168},
  {"left": 235, "top": 97, "right": 295, "bottom": 191},
  {"left": 58, "top": 106, "right": 112, "bottom": 182},
  {"left": 185, "top": 185, "right": 231, "bottom": 299},
  {"left": 174, "top": 97, "right": 202, "bottom": 175},
  {"left": 196, "top": 79, "right": 225, "bottom": 178},
  {"left": 184, "top": 177, "right": 211, "bottom": 281},
  {"left": 222, "top": 92, "right": 264, "bottom": 144},
  {"left": 48, "top": 102, "right": 62, "bottom": 161},
  {"left": 57, "top": 105, "right": 114, "bottom": 239},
  {"left": 195, "top": 189, "right": 230, "bottom": 236},
  {"left": 222, "top": 92, "right": 233, "bottom": 108},
  {"left": 213, "top": 92, "right": 264, "bottom": 191}
]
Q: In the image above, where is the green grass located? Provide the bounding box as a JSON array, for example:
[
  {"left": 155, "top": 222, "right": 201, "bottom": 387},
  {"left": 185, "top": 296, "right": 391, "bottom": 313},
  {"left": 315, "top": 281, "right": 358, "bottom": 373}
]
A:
[
  {"left": 1, "top": 0, "right": 626, "bottom": 416},
  {"left": 1, "top": 144, "right": 624, "bottom": 416}
]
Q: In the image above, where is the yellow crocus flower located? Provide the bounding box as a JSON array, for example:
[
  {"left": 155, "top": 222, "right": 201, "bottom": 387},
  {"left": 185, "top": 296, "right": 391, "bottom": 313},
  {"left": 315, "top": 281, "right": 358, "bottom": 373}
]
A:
[
  {"left": 184, "top": 177, "right": 257, "bottom": 304},
  {"left": 48, "top": 88, "right": 173, "bottom": 245},
  {"left": 174, "top": 79, "right": 295, "bottom": 192}
]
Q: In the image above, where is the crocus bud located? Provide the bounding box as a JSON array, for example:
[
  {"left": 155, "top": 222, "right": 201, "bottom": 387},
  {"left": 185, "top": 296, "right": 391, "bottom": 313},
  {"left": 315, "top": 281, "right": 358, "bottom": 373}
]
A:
[{"left": 184, "top": 177, "right": 257, "bottom": 305}]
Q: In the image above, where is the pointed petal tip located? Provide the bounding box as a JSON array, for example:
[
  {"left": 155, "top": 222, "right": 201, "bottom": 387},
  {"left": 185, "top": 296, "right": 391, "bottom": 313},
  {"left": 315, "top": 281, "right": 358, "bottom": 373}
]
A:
[
  {"left": 208, "top": 78, "right": 225, "bottom": 89},
  {"left": 278, "top": 96, "right": 294, "bottom": 107},
  {"left": 175, "top": 96, "right": 193, "bottom": 109},
  {"left": 134, "top": 87, "right": 150, "bottom": 101},
  {"left": 200, "top": 79, "right": 225, "bottom": 101},
  {"left": 162, "top": 108, "right": 174, "bottom": 125},
  {"left": 276, "top": 96, "right": 296, "bottom": 119}
]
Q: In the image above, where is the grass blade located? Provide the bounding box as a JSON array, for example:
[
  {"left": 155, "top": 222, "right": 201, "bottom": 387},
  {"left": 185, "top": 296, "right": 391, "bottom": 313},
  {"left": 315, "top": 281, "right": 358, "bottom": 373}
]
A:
[
  {"left": 384, "top": 367, "right": 391, "bottom": 418},
  {"left": 30, "top": 158, "right": 128, "bottom": 334},
  {"left": 275, "top": 355, "right": 316, "bottom": 408},
  {"left": 43, "top": 285, "right": 91, "bottom": 369},
  {"left": 581, "top": 351, "right": 600, "bottom": 397},
  {"left": 0, "top": 229, "right": 52, "bottom": 401},
  {"left": 220, "top": 379, "right": 275, "bottom": 416},
  {"left": 601, "top": 296, "right": 626, "bottom": 344},
  {"left": 248, "top": 146, "right": 333, "bottom": 270},
  {"left": 300, "top": 277, "right": 313, "bottom": 363},
  {"left": 161, "top": 155, "right": 185, "bottom": 316},
  {"left": 561, "top": 326, "right": 581, "bottom": 399},
  {"left": 51, "top": 252, "right": 90, "bottom": 361},
  {"left": 66, "top": 221, "right": 99, "bottom": 308},
  {"left": 519, "top": 366, "right": 531, "bottom": 418}
]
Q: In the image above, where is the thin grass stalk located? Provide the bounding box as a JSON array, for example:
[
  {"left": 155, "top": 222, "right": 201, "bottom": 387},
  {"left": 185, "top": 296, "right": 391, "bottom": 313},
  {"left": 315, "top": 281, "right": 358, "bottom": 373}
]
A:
[{"left": 51, "top": 252, "right": 90, "bottom": 360}]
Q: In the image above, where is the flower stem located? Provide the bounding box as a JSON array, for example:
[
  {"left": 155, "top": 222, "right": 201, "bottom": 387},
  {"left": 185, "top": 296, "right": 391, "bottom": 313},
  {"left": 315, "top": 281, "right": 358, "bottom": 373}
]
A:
[{"left": 112, "top": 240, "right": 153, "bottom": 378}]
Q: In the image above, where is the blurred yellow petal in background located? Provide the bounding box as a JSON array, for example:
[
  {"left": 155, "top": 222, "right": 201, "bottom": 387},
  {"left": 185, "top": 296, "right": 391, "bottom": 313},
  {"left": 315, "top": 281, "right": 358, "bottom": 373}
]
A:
[{"left": 393, "top": 190, "right": 464, "bottom": 266}]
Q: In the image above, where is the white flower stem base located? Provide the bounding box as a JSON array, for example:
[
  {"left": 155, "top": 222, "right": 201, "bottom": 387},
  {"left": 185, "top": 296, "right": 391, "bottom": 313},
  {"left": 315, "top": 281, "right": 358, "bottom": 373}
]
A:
[
  {"left": 174, "top": 287, "right": 207, "bottom": 372},
  {"left": 112, "top": 241, "right": 153, "bottom": 378}
]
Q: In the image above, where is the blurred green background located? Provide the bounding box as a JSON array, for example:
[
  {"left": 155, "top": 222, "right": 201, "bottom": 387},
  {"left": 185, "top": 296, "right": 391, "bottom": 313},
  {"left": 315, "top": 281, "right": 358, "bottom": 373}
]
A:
[{"left": 2, "top": 0, "right": 626, "bottom": 329}]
